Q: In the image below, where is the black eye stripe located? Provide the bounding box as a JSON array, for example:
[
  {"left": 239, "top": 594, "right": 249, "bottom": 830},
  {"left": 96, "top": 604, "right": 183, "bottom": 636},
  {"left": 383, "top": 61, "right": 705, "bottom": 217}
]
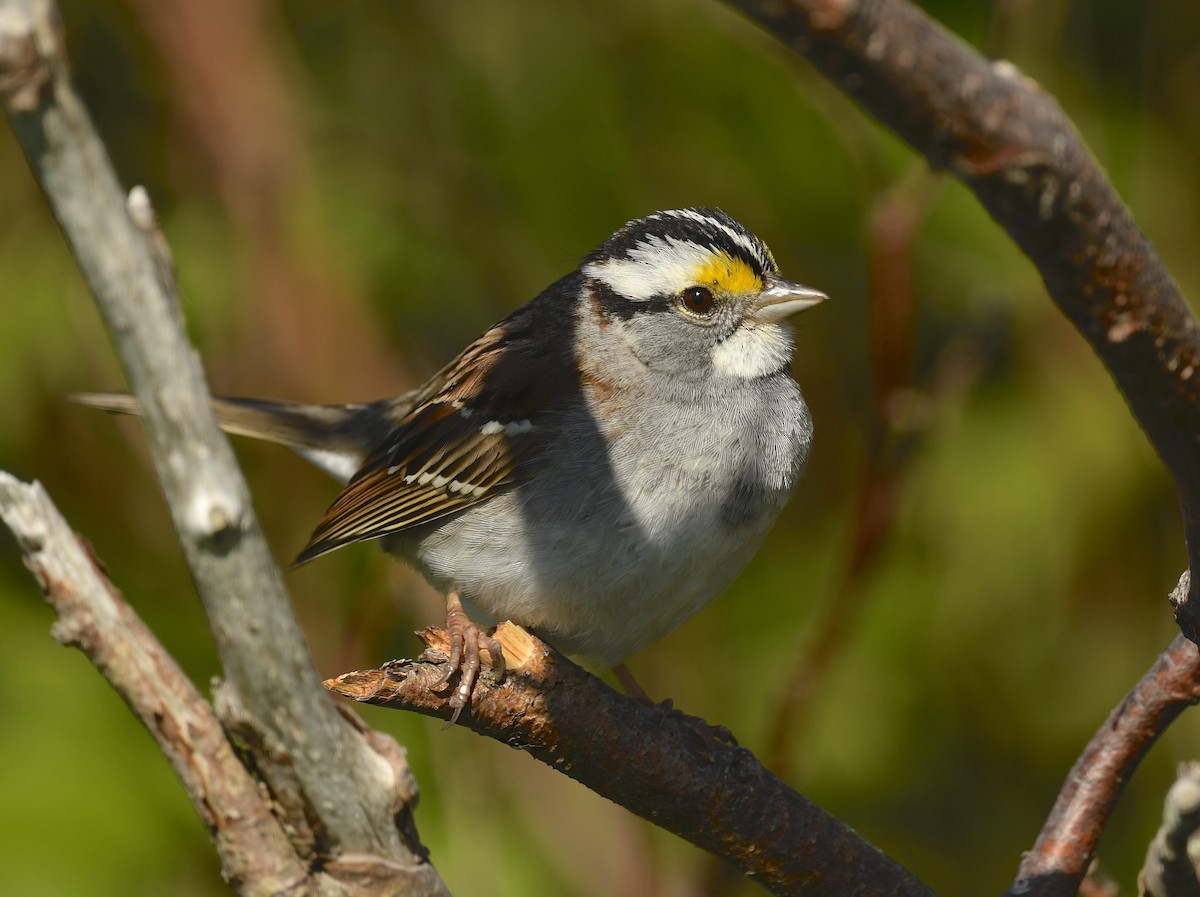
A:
[{"left": 587, "top": 279, "right": 673, "bottom": 321}]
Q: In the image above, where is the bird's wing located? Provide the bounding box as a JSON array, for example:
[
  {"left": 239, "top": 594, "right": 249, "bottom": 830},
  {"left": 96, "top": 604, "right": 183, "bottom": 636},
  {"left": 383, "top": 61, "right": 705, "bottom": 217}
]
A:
[{"left": 294, "top": 315, "right": 573, "bottom": 565}]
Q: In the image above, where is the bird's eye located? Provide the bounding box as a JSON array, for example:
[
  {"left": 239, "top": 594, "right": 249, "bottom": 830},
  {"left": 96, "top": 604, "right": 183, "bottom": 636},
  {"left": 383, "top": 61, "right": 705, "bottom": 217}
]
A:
[{"left": 679, "top": 286, "right": 716, "bottom": 316}]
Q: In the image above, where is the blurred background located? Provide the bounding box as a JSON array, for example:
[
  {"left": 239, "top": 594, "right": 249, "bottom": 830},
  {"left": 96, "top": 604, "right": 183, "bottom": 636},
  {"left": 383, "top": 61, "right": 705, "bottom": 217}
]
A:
[{"left": 2, "top": 0, "right": 1199, "bottom": 894}]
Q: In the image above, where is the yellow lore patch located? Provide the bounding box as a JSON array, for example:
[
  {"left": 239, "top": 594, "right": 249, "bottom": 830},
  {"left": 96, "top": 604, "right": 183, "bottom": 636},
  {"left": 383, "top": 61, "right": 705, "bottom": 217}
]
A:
[{"left": 693, "top": 252, "right": 761, "bottom": 294}]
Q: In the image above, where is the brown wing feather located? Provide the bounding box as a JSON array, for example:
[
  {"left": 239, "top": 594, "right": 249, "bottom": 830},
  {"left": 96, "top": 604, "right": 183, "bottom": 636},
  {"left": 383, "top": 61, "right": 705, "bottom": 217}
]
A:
[
  {"left": 293, "top": 422, "right": 519, "bottom": 564},
  {"left": 293, "top": 311, "right": 574, "bottom": 565}
]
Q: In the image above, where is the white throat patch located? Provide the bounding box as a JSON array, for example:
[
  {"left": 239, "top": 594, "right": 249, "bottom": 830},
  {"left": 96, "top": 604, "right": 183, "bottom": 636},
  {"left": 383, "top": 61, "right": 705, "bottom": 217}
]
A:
[{"left": 711, "top": 323, "right": 793, "bottom": 380}]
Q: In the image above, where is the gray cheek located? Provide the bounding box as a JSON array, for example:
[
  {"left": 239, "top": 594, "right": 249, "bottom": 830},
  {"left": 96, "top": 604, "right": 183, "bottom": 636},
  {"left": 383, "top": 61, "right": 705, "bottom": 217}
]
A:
[{"left": 620, "top": 315, "right": 723, "bottom": 376}]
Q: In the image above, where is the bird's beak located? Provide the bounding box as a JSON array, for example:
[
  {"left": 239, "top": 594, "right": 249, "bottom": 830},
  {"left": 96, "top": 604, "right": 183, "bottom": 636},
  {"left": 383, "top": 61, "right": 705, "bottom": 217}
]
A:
[{"left": 749, "top": 275, "right": 828, "bottom": 324}]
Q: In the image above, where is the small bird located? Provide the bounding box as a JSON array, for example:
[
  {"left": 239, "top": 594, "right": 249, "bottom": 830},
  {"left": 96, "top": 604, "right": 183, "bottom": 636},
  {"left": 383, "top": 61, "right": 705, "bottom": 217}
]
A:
[{"left": 80, "top": 208, "right": 826, "bottom": 720}]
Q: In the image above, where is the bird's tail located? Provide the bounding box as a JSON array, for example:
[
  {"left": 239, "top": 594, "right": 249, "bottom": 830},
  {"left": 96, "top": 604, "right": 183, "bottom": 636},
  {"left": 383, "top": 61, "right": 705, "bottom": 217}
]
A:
[{"left": 72, "top": 392, "right": 412, "bottom": 482}]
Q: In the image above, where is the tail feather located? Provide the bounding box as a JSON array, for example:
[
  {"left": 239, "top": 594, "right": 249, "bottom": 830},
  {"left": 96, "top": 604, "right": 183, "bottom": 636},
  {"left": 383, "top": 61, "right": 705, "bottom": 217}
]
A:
[{"left": 72, "top": 391, "right": 413, "bottom": 482}]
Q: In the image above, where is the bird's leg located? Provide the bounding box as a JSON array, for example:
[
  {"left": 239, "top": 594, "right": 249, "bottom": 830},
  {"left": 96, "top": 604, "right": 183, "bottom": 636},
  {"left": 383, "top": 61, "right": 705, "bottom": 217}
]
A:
[
  {"left": 436, "top": 591, "right": 505, "bottom": 724},
  {"left": 612, "top": 662, "right": 655, "bottom": 705}
]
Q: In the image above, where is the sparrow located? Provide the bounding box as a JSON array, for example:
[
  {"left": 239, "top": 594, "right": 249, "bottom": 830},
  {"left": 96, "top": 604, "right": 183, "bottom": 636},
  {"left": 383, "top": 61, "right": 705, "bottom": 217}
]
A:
[{"left": 80, "top": 208, "right": 827, "bottom": 721}]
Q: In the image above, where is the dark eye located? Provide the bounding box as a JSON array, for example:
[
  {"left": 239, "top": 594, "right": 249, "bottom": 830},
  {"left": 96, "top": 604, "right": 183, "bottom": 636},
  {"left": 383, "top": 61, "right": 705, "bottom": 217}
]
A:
[{"left": 679, "top": 286, "right": 716, "bottom": 316}]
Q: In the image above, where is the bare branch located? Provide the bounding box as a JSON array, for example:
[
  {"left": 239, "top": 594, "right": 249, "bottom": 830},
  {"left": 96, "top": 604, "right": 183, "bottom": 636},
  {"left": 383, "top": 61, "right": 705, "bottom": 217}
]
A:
[
  {"left": 328, "top": 624, "right": 936, "bottom": 897},
  {"left": 7, "top": 0, "right": 1196, "bottom": 892},
  {"left": 725, "top": 0, "right": 1200, "bottom": 639},
  {"left": 0, "top": 2, "right": 448, "bottom": 892},
  {"left": 0, "top": 474, "right": 307, "bottom": 897},
  {"left": 1007, "top": 576, "right": 1200, "bottom": 897}
]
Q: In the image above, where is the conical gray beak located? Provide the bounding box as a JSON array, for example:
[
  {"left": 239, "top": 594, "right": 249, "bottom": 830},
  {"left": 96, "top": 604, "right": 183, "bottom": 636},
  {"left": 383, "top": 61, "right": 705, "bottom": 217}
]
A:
[{"left": 750, "top": 275, "right": 828, "bottom": 324}]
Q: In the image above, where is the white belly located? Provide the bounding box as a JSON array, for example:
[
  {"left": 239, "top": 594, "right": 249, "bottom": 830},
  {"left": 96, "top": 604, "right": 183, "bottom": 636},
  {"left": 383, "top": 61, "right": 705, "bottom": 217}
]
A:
[{"left": 386, "top": 382, "right": 810, "bottom": 663}]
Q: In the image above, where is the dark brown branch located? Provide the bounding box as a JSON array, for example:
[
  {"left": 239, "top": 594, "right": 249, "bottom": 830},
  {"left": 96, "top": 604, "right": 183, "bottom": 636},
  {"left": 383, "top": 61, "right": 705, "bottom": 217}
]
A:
[
  {"left": 0, "top": 475, "right": 307, "bottom": 897},
  {"left": 726, "top": 0, "right": 1200, "bottom": 639},
  {"left": 328, "top": 625, "right": 936, "bottom": 897},
  {"left": 1005, "top": 588, "right": 1200, "bottom": 897}
]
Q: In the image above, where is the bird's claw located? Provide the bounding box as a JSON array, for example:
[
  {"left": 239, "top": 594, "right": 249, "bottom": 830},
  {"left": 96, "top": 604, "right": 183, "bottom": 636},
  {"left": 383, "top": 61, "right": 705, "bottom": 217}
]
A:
[{"left": 436, "top": 594, "right": 505, "bottom": 725}]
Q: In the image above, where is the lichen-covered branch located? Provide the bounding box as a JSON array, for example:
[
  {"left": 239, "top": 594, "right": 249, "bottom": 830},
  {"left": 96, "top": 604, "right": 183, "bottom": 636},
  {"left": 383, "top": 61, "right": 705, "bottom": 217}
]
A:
[
  {"left": 0, "top": 1, "right": 447, "bottom": 893},
  {"left": 725, "top": 0, "right": 1200, "bottom": 640}
]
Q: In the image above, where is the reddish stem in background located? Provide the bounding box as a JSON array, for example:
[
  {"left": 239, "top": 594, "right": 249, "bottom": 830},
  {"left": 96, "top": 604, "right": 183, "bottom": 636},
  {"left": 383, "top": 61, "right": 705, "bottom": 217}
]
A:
[{"left": 762, "top": 174, "right": 933, "bottom": 782}]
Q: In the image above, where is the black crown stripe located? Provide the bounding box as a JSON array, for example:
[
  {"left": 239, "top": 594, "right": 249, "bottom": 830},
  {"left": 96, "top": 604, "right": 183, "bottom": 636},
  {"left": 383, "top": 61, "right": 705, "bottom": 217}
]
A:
[{"left": 587, "top": 207, "right": 773, "bottom": 278}]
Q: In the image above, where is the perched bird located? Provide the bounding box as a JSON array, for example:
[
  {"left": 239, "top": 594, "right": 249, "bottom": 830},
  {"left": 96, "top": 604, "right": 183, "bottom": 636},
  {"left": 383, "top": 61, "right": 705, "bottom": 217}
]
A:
[{"left": 80, "top": 208, "right": 826, "bottom": 720}]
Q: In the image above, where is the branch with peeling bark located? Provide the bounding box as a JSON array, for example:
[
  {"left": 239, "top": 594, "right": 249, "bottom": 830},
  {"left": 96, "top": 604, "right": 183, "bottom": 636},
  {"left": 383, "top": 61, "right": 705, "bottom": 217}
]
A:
[
  {"left": 330, "top": 579, "right": 1200, "bottom": 897},
  {"left": 329, "top": 625, "right": 936, "bottom": 897},
  {"left": 0, "top": 474, "right": 309, "bottom": 896}
]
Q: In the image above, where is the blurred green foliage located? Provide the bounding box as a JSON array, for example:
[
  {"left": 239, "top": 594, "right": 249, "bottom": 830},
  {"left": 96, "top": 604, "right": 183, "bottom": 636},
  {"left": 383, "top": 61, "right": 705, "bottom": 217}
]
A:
[{"left": 2, "top": 1, "right": 1198, "bottom": 894}]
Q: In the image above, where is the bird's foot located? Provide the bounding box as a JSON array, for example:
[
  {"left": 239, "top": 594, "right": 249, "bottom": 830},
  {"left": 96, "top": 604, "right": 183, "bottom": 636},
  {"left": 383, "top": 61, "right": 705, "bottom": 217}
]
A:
[{"left": 434, "top": 593, "right": 505, "bottom": 725}]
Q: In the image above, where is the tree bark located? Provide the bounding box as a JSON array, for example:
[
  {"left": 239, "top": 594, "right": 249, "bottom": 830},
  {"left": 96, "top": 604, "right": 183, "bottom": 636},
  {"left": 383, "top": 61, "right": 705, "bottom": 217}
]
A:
[{"left": 0, "top": 2, "right": 449, "bottom": 894}]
